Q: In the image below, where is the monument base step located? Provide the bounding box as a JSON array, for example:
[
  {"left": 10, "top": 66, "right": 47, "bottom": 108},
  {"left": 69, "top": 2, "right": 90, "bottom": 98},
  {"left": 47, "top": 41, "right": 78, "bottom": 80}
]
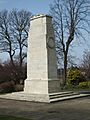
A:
[
  {"left": 49, "top": 92, "right": 90, "bottom": 103},
  {"left": 0, "top": 91, "right": 90, "bottom": 103},
  {"left": 0, "top": 92, "right": 50, "bottom": 102}
]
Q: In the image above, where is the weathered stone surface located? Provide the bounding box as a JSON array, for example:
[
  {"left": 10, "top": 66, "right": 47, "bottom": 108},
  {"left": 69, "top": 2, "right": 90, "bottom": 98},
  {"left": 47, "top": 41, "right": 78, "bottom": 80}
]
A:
[
  {"left": 24, "top": 14, "right": 60, "bottom": 97},
  {"left": 26, "top": 14, "right": 58, "bottom": 80}
]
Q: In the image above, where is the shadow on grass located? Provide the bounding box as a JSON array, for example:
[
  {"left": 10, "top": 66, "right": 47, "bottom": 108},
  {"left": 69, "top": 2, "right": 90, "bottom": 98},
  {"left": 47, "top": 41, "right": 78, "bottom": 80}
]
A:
[{"left": 0, "top": 115, "right": 31, "bottom": 120}]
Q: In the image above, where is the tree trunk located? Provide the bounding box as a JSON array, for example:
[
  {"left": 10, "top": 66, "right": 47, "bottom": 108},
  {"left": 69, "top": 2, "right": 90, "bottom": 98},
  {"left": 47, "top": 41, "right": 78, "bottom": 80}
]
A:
[
  {"left": 20, "top": 44, "right": 23, "bottom": 69},
  {"left": 19, "top": 43, "right": 23, "bottom": 83},
  {"left": 9, "top": 44, "right": 15, "bottom": 67},
  {"left": 63, "top": 52, "right": 68, "bottom": 86},
  {"left": 10, "top": 54, "right": 14, "bottom": 67}
]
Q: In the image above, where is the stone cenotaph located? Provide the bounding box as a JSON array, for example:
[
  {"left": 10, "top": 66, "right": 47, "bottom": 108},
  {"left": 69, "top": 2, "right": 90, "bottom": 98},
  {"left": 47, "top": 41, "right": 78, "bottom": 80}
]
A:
[
  {"left": 24, "top": 14, "right": 60, "bottom": 102},
  {"left": 0, "top": 14, "right": 60, "bottom": 103}
]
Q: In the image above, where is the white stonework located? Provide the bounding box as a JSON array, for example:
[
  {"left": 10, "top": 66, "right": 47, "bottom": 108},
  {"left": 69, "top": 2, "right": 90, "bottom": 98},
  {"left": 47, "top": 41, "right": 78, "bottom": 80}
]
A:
[
  {"left": 0, "top": 14, "right": 60, "bottom": 103},
  {"left": 24, "top": 14, "right": 60, "bottom": 97}
]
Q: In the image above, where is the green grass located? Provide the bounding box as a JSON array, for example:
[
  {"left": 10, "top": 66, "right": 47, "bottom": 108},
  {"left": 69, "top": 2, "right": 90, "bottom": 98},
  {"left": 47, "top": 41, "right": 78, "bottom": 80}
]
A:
[
  {"left": 0, "top": 115, "right": 31, "bottom": 120},
  {"left": 59, "top": 84, "right": 90, "bottom": 92},
  {"left": 62, "top": 86, "right": 90, "bottom": 92}
]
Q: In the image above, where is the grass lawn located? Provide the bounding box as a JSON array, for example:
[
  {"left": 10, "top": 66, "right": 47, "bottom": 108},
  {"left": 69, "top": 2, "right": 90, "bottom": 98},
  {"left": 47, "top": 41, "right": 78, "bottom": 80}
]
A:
[{"left": 0, "top": 115, "right": 31, "bottom": 120}]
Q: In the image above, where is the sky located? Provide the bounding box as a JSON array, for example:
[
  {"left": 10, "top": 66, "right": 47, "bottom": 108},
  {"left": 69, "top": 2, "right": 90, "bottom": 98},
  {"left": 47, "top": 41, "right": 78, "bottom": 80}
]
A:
[
  {"left": 0, "top": 0, "right": 52, "bottom": 14},
  {"left": 0, "top": 0, "right": 52, "bottom": 62},
  {"left": 0, "top": 0, "right": 90, "bottom": 64}
]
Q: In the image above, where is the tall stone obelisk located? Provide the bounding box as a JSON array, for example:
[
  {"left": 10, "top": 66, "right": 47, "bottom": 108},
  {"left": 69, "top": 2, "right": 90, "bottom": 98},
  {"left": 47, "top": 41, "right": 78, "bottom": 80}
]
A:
[{"left": 24, "top": 14, "right": 60, "bottom": 102}]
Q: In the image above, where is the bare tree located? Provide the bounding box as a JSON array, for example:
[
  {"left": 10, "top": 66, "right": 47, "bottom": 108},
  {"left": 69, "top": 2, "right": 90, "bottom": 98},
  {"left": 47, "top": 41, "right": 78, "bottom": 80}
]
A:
[
  {"left": 9, "top": 9, "right": 32, "bottom": 77},
  {"left": 50, "top": 0, "right": 90, "bottom": 85},
  {"left": 0, "top": 10, "right": 15, "bottom": 66},
  {"left": 81, "top": 50, "right": 90, "bottom": 80},
  {"left": 0, "top": 9, "right": 32, "bottom": 83}
]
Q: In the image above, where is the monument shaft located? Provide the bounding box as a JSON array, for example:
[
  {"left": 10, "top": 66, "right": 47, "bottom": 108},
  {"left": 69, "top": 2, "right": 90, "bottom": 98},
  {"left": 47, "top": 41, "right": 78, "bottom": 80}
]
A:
[{"left": 24, "top": 15, "right": 60, "bottom": 100}]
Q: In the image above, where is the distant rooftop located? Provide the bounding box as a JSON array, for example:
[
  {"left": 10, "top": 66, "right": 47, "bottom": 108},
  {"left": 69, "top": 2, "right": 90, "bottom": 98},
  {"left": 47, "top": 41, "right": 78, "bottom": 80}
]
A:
[{"left": 31, "top": 14, "right": 52, "bottom": 20}]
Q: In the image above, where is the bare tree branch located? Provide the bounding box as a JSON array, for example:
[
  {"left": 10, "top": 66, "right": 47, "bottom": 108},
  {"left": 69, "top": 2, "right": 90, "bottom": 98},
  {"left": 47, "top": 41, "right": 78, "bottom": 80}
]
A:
[{"left": 50, "top": 0, "right": 90, "bottom": 85}]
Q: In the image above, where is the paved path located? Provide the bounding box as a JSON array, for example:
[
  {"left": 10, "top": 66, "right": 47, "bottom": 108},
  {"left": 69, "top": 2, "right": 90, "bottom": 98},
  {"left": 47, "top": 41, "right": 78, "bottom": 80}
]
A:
[{"left": 0, "top": 97, "right": 90, "bottom": 120}]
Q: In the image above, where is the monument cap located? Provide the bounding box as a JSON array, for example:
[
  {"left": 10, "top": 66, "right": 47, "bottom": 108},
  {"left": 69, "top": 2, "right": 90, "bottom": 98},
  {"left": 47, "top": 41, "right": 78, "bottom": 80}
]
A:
[{"left": 31, "top": 14, "right": 52, "bottom": 21}]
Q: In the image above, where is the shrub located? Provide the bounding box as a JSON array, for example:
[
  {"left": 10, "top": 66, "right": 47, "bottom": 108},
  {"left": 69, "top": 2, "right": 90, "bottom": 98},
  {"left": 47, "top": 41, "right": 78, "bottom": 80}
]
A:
[
  {"left": 0, "top": 69, "right": 11, "bottom": 84},
  {"left": 88, "top": 81, "right": 90, "bottom": 87},
  {"left": 67, "top": 68, "right": 85, "bottom": 86},
  {"left": 78, "top": 82, "right": 89, "bottom": 89},
  {"left": 0, "top": 81, "right": 15, "bottom": 93},
  {"left": 14, "top": 84, "right": 24, "bottom": 92},
  {"left": 64, "top": 84, "right": 74, "bottom": 90}
]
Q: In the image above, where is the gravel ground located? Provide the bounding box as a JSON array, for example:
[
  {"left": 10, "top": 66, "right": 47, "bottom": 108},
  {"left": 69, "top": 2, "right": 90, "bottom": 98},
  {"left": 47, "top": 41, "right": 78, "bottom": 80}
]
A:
[{"left": 0, "top": 97, "right": 90, "bottom": 120}]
